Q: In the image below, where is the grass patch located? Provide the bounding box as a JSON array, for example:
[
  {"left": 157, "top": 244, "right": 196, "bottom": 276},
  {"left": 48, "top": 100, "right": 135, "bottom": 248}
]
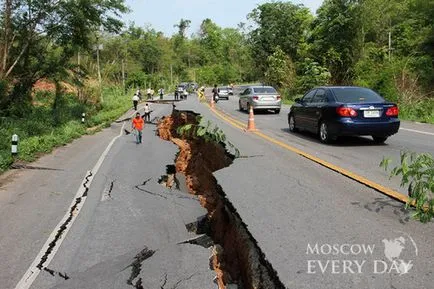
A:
[
  {"left": 282, "top": 99, "right": 294, "bottom": 105},
  {"left": 0, "top": 86, "right": 131, "bottom": 172},
  {"left": 399, "top": 99, "right": 434, "bottom": 124}
]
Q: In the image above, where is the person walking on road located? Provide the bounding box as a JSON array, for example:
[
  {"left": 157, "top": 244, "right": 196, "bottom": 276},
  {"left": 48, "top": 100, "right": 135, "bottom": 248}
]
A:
[
  {"left": 143, "top": 103, "right": 151, "bottom": 123},
  {"left": 136, "top": 89, "right": 142, "bottom": 100},
  {"left": 146, "top": 88, "right": 152, "bottom": 100},
  {"left": 132, "top": 93, "right": 140, "bottom": 111},
  {"left": 132, "top": 112, "right": 145, "bottom": 144},
  {"left": 159, "top": 88, "right": 164, "bottom": 100}
]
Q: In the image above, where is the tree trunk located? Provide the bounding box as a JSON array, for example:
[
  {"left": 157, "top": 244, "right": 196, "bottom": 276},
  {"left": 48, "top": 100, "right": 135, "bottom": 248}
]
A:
[{"left": 1, "top": 0, "right": 12, "bottom": 76}]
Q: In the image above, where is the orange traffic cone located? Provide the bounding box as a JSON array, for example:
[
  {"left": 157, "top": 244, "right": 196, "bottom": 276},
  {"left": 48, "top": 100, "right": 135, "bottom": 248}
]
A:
[{"left": 246, "top": 105, "right": 256, "bottom": 131}]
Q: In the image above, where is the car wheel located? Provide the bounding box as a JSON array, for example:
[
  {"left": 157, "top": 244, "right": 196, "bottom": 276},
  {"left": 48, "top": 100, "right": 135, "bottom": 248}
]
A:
[
  {"left": 372, "top": 136, "right": 388, "bottom": 144},
  {"left": 319, "top": 121, "right": 335, "bottom": 144},
  {"left": 275, "top": 109, "right": 280, "bottom": 114},
  {"left": 289, "top": 114, "right": 298, "bottom": 132}
]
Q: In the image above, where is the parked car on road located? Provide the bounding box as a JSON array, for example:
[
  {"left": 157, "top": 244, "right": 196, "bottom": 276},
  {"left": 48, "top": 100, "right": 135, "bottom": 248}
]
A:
[
  {"left": 287, "top": 86, "right": 400, "bottom": 144},
  {"left": 218, "top": 87, "right": 230, "bottom": 100},
  {"left": 238, "top": 85, "right": 282, "bottom": 114}
]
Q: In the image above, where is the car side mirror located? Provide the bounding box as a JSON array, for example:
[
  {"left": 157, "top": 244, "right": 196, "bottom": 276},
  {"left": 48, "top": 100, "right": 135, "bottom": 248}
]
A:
[{"left": 294, "top": 98, "right": 301, "bottom": 103}]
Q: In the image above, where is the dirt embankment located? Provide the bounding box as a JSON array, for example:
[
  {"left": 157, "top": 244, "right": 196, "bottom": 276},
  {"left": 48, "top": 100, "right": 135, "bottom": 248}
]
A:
[{"left": 158, "top": 109, "right": 285, "bottom": 289}]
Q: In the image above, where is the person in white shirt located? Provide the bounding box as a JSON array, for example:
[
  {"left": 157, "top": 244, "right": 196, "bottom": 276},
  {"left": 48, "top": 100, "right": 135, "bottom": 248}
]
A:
[
  {"left": 136, "top": 89, "right": 142, "bottom": 100},
  {"left": 146, "top": 88, "right": 152, "bottom": 100},
  {"left": 132, "top": 93, "right": 140, "bottom": 111},
  {"left": 143, "top": 103, "right": 151, "bottom": 122}
]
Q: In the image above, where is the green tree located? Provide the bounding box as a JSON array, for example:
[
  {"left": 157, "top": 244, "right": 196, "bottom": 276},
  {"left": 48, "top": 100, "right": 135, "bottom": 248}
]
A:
[
  {"left": 264, "top": 47, "right": 296, "bottom": 89},
  {"left": 0, "top": 0, "right": 127, "bottom": 113},
  {"left": 248, "top": 2, "right": 313, "bottom": 72},
  {"left": 310, "top": 0, "right": 363, "bottom": 84}
]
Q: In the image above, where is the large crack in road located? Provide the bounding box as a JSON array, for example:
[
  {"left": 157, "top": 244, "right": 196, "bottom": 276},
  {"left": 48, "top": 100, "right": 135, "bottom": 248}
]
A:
[
  {"left": 158, "top": 109, "right": 286, "bottom": 289},
  {"left": 37, "top": 171, "right": 93, "bottom": 270}
]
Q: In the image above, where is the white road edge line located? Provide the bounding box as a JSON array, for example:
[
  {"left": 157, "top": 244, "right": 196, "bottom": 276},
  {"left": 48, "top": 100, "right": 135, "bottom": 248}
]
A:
[
  {"left": 15, "top": 121, "right": 127, "bottom": 289},
  {"left": 400, "top": 127, "right": 434, "bottom": 136}
]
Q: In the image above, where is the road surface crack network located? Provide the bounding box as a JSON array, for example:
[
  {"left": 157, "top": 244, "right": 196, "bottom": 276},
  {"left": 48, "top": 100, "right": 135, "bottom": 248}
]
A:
[
  {"left": 36, "top": 171, "right": 93, "bottom": 270},
  {"left": 126, "top": 247, "right": 156, "bottom": 287}
]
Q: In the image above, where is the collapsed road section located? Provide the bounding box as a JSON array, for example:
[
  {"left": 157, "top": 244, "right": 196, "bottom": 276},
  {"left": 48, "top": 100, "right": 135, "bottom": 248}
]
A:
[{"left": 158, "top": 109, "right": 286, "bottom": 289}]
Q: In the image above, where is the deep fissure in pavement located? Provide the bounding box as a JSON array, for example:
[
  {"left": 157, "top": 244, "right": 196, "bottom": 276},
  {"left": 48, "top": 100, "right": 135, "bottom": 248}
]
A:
[
  {"left": 158, "top": 165, "right": 180, "bottom": 190},
  {"left": 158, "top": 109, "right": 285, "bottom": 289}
]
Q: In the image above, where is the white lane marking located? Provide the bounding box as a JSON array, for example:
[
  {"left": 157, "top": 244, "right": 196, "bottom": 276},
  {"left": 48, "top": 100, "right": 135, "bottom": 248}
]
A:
[
  {"left": 15, "top": 121, "right": 126, "bottom": 289},
  {"left": 400, "top": 127, "right": 434, "bottom": 136}
]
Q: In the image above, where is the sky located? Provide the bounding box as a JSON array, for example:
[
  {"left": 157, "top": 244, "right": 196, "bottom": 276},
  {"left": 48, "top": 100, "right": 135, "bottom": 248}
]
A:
[{"left": 123, "top": 0, "right": 324, "bottom": 36}]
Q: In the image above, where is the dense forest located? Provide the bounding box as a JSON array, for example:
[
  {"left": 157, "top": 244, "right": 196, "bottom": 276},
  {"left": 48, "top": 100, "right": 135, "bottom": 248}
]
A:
[{"left": 0, "top": 0, "right": 433, "bottom": 169}]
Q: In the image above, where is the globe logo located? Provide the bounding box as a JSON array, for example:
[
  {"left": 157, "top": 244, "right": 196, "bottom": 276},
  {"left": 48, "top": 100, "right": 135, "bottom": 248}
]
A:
[{"left": 380, "top": 233, "right": 418, "bottom": 275}]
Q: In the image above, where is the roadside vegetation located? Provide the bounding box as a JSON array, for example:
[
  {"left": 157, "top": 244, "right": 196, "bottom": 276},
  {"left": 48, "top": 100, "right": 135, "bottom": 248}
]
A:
[
  {"left": 0, "top": 85, "right": 130, "bottom": 172},
  {"left": 381, "top": 152, "right": 434, "bottom": 223}
]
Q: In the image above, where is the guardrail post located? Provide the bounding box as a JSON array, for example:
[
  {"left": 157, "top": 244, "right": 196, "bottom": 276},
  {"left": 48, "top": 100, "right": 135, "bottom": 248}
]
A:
[
  {"left": 11, "top": 134, "right": 18, "bottom": 156},
  {"left": 81, "top": 113, "right": 86, "bottom": 124}
]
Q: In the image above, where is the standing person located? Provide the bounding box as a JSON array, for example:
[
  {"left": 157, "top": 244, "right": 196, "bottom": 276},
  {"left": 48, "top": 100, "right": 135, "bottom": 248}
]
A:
[
  {"left": 132, "top": 93, "right": 140, "bottom": 111},
  {"left": 143, "top": 103, "right": 151, "bottom": 123},
  {"left": 132, "top": 112, "right": 145, "bottom": 144},
  {"left": 136, "top": 89, "right": 142, "bottom": 100},
  {"left": 159, "top": 88, "right": 164, "bottom": 100},
  {"left": 183, "top": 88, "right": 188, "bottom": 100},
  {"left": 174, "top": 90, "right": 179, "bottom": 101},
  {"left": 146, "top": 88, "right": 152, "bottom": 100},
  {"left": 212, "top": 84, "right": 219, "bottom": 102}
]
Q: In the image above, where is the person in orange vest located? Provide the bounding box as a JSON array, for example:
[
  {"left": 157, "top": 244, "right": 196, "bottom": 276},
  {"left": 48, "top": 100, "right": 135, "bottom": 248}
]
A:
[{"left": 132, "top": 112, "right": 145, "bottom": 144}]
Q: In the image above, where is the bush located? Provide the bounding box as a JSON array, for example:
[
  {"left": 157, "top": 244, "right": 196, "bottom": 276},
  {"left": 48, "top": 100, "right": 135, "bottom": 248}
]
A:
[
  {"left": 381, "top": 152, "right": 434, "bottom": 223},
  {"left": 0, "top": 85, "right": 130, "bottom": 173},
  {"left": 294, "top": 58, "right": 330, "bottom": 95}
]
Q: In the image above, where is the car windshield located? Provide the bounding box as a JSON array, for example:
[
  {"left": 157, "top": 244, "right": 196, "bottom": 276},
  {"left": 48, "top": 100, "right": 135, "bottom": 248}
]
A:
[
  {"left": 253, "top": 87, "right": 277, "bottom": 94},
  {"left": 332, "top": 87, "right": 384, "bottom": 103},
  {"left": 219, "top": 87, "right": 228, "bottom": 91}
]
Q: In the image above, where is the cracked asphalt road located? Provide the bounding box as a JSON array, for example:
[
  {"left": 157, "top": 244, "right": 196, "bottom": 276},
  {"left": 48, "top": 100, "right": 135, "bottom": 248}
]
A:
[
  {"left": 176, "top": 95, "right": 434, "bottom": 289},
  {"left": 0, "top": 99, "right": 214, "bottom": 289},
  {"left": 1, "top": 93, "right": 433, "bottom": 289}
]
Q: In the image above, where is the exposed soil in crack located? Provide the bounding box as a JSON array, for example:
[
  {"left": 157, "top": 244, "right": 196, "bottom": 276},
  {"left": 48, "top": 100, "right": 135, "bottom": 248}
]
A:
[
  {"left": 158, "top": 165, "right": 180, "bottom": 190},
  {"left": 158, "top": 110, "right": 285, "bottom": 289}
]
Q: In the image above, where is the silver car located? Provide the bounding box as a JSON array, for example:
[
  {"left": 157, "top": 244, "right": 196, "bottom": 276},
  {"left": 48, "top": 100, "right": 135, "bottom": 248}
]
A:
[
  {"left": 218, "top": 87, "right": 229, "bottom": 100},
  {"left": 238, "top": 86, "right": 282, "bottom": 114}
]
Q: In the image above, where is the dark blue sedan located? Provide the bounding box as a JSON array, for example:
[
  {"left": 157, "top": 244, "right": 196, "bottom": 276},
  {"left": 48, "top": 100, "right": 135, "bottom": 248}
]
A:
[{"left": 288, "top": 86, "right": 400, "bottom": 144}]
